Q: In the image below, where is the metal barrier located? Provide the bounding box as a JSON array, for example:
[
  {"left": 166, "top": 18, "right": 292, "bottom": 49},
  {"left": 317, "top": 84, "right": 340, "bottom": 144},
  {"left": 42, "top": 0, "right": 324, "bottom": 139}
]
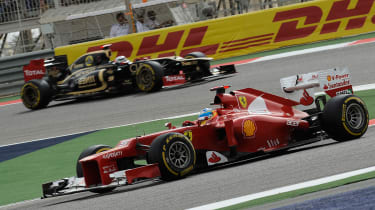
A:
[{"left": 0, "top": 49, "right": 54, "bottom": 97}]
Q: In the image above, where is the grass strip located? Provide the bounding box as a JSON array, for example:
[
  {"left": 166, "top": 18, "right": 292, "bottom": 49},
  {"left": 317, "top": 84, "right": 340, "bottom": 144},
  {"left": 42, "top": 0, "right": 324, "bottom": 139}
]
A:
[{"left": 0, "top": 115, "right": 196, "bottom": 206}]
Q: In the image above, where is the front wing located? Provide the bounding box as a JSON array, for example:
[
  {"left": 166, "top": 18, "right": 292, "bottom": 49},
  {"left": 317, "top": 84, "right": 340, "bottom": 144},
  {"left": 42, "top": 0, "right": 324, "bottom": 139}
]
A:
[{"left": 42, "top": 164, "right": 160, "bottom": 198}]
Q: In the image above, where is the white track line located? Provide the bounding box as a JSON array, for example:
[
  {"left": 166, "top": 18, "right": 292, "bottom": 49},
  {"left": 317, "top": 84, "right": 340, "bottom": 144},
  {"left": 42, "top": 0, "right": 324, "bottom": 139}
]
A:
[
  {"left": 0, "top": 112, "right": 199, "bottom": 148},
  {"left": 244, "top": 42, "right": 352, "bottom": 65},
  {"left": 188, "top": 166, "right": 375, "bottom": 210}
]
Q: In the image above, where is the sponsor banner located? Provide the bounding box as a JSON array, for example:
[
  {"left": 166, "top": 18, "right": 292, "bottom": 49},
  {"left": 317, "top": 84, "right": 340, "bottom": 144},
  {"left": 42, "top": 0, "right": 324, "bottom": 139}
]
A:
[
  {"left": 55, "top": 0, "right": 375, "bottom": 65},
  {"left": 23, "top": 59, "right": 45, "bottom": 82}
]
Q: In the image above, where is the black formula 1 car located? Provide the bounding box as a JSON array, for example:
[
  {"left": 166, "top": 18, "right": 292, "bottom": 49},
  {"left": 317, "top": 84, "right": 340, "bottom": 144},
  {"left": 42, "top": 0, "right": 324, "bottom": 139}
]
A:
[{"left": 21, "top": 45, "right": 235, "bottom": 110}]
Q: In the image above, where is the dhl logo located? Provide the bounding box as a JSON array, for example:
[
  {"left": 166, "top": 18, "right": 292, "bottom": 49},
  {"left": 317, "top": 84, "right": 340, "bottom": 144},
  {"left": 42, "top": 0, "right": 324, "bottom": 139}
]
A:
[
  {"left": 56, "top": 0, "right": 375, "bottom": 64},
  {"left": 273, "top": 0, "right": 375, "bottom": 42}
]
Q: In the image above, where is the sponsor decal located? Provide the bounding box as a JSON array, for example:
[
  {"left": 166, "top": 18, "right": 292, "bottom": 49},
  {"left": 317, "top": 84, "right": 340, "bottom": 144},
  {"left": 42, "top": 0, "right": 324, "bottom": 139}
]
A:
[
  {"left": 85, "top": 55, "right": 94, "bottom": 66},
  {"left": 286, "top": 120, "right": 300, "bottom": 127},
  {"left": 102, "top": 151, "right": 122, "bottom": 159},
  {"left": 78, "top": 75, "right": 96, "bottom": 88},
  {"left": 162, "top": 74, "right": 186, "bottom": 86},
  {"left": 183, "top": 130, "right": 193, "bottom": 141},
  {"left": 243, "top": 119, "right": 257, "bottom": 138},
  {"left": 24, "top": 70, "right": 45, "bottom": 76},
  {"left": 267, "top": 138, "right": 280, "bottom": 148},
  {"left": 206, "top": 151, "right": 228, "bottom": 166},
  {"left": 319, "top": 68, "right": 352, "bottom": 97},
  {"left": 238, "top": 96, "right": 248, "bottom": 109},
  {"left": 164, "top": 75, "right": 185, "bottom": 82},
  {"left": 23, "top": 59, "right": 46, "bottom": 82},
  {"left": 300, "top": 89, "right": 314, "bottom": 106},
  {"left": 102, "top": 164, "right": 117, "bottom": 174}
]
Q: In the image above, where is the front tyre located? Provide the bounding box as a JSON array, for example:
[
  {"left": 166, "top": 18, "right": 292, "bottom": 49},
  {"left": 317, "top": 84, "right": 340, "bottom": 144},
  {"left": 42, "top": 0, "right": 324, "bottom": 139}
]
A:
[
  {"left": 148, "top": 133, "right": 196, "bottom": 181},
  {"left": 136, "top": 61, "right": 164, "bottom": 92},
  {"left": 321, "top": 95, "right": 369, "bottom": 141},
  {"left": 21, "top": 79, "right": 53, "bottom": 110},
  {"left": 76, "top": 145, "right": 116, "bottom": 193}
]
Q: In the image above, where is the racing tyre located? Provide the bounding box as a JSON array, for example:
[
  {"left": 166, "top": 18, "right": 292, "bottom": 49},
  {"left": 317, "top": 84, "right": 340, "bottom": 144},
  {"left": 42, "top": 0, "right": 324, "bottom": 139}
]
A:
[
  {"left": 21, "top": 79, "right": 53, "bottom": 110},
  {"left": 184, "top": 52, "right": 211, "bottom": 77},
  {"left": 76, "top": 145, "right": 116, "bottom": 193},
  {"left": 148, "top": 133, "right": 196, "bottom": 181},
  {"left": 321, "top": 95, "right": 369, "bottom": 141},
  {"left": 136, "top": 61, "right": 164, "bottom": 92}
]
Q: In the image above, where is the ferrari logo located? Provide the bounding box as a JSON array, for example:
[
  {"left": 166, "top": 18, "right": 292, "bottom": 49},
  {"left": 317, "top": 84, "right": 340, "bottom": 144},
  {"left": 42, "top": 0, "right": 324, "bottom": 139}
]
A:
[
  {"left": 239, "top": 96, "right": 248, "bottom": 109},
  {"left": 184, "top": 130, "right": 193, "bottom": 141},
  {"left": 243, "top": 119, "right": 256, "bottom": 138}
]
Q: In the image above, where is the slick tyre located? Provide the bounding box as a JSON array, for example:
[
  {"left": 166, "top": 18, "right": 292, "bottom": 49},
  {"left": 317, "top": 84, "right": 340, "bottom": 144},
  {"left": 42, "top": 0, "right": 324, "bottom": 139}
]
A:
[
  {"left": 321, "top": 95, "right": 369, "bottom": 141},
  {"left": 76, "top": 145, "right": 116, "bottom": 193},
  {"left": 184, "top": 52, "right": 211, "bottom": 77},
  {"left": 136, "top": 61, "right": 164, "bottom": 92},
  {"left": 21, "top": 79, "right": 53, "bottom": 110},
  {"left": 148, "top": 133, "right": 196, "bottom": 181}
]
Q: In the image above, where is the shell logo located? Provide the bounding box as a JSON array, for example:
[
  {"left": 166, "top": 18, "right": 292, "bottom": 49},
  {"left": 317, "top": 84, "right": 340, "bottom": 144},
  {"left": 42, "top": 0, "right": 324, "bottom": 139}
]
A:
[
  {"left": 327, "top": 75, "right": 331, "bottom": 81},
  {"left": 243, "top": 119, "right": 257, "bottom": 138}
]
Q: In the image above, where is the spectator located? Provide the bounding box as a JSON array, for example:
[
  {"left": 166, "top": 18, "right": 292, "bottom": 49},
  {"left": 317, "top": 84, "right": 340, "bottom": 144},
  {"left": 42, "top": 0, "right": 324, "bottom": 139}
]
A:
[
  {"left": 262, "top": 0, "right": 272, "bottom": 9},
  {"left": 110, "top": 12, "right": 130, "bottom": 37},
  {"left": 145, "top": 10, "right": 161, "bottom": 29},
  {"left": 145, "top": 10, "right": 174, "bottom": 30},
  {"left": 135, "top": 14, "right": 149, "bottom": 32}
]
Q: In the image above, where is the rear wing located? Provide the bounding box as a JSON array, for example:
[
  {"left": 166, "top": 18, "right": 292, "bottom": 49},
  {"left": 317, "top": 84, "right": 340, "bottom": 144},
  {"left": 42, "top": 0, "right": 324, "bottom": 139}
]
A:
[{"left": 280, "top": 67, "right": 352, "bottom": 110}]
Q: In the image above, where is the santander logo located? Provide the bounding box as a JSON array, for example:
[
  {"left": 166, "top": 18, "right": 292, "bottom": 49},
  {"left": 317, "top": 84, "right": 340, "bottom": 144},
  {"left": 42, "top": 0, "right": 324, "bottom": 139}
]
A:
[
  {"left": 208, "top": 152, "right": 221, "bottom": 163},
  {"left": 206, "top": 151, "right": 228, "bottom": 166}
]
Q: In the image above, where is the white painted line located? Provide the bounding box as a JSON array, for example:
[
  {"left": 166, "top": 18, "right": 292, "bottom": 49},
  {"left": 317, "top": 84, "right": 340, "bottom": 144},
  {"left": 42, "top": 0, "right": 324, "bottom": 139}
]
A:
[
  {"left": 0, "top": 112, "right": 199, "bottom": 148},
  {"left": 238, "top": 42, "right": 352, "bottom": 66},
  {"left": 188, "top": 166, "right": 375, "bottom": 210},
  {"left": 0, "top": 198, "right": 40, "bottom": 209}
]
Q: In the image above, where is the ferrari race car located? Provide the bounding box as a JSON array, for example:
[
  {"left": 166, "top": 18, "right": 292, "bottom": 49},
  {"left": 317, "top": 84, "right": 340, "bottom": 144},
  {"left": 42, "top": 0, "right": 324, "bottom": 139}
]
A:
[
  {"left": 42, "top": 68, "right": 369, "bottom": 198},
  {"left": 21, "top": 45, "right": 235, "bottom": 110}
]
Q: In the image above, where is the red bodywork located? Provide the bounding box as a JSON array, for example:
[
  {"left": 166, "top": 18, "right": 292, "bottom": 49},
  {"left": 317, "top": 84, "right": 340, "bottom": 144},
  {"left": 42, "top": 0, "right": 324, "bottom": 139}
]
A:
[{"left": 80, "top": 87, "right": 310, "bottom": 187}]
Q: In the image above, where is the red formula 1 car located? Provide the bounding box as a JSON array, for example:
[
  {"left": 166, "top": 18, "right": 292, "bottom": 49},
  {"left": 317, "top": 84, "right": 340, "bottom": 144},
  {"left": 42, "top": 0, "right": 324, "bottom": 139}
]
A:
[{"left": 42, "top": 69, "right": 369, "bottom": 197}]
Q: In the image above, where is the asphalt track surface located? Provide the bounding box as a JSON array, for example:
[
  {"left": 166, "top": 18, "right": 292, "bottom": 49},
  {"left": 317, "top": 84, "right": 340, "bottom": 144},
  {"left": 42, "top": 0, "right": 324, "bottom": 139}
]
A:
[{"left": 1, "top": 43, "right": 375, "bottom": 209}]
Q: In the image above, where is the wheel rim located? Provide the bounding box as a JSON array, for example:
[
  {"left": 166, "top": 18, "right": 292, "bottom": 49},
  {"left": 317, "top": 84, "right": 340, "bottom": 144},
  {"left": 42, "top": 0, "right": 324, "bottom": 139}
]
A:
[
  {"left": 168, "top": 141, "right": 191, "bottom": 169},
  {"left": 346, "top": 103, "right": 365, "bottom": 129},
  {"left": 23, "top": 85, "right": 38, "bottom": 106},
  {"left": 138, "top": 67, "right": 153, "bottom": 89}
]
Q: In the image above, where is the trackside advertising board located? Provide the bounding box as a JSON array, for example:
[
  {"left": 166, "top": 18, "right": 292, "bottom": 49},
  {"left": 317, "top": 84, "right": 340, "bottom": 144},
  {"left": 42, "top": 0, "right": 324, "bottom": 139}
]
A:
[{"left": 55, "top": 0, "right": 375, "bottom": 64}]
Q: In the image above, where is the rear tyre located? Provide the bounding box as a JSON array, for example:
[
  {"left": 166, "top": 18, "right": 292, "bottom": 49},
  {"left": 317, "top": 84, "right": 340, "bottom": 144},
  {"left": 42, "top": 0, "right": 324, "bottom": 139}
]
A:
[
  {"left": 21, "top": 79, "right": 53, "bottom": 110},
  {"left": 76, "top": 145, "right": 116, "bottom": 193},
  {"left": 136, "top": 61, "right": 164, "bottom": 92},
  {"left": 148, "top": 133, "right": 196, "bottom": 181},
  {"left": 184, "top": 52, "right": 211, "bottom": 77},
  {"left": 321, "top": 95, "right": 369, "bottom": 141}
]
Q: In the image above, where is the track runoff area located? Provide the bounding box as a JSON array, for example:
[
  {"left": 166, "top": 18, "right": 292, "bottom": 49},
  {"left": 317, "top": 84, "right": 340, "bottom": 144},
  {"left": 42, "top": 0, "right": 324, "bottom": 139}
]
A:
[{"left": 1, "top": 34, "right": 375, "bottom": 208}]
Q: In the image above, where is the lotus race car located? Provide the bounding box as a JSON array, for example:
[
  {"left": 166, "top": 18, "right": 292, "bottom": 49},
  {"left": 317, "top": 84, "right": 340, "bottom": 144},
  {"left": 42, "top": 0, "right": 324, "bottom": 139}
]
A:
[
  {"left": 42, "top": 68, "right": 369, "bottom": 198},
  {"left": 21, "top": 45, "right": 235, "bottom": 110}
]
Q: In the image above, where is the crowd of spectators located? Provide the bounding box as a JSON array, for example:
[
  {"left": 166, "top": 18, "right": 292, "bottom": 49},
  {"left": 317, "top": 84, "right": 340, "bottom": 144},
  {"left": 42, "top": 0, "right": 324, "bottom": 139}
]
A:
[{"left": 110, "top": 10, "right": 174, "bottom": 38}]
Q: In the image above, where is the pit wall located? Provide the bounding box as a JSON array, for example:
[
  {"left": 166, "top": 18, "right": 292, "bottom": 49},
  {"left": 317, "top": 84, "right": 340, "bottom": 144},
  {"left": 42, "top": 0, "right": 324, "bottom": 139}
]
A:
[{"left": 55, "top": 0, "right": 375, "bottom": 64}]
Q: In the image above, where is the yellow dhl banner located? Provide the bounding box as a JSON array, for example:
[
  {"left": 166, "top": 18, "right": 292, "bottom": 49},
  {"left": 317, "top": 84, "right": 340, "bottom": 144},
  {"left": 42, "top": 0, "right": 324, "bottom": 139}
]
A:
[{"left": 55, "top": 0, "right": 375, "bottom": 65}]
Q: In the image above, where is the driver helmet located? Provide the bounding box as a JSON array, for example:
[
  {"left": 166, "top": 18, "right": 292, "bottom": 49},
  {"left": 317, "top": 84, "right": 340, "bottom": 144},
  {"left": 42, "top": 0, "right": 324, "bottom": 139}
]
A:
[
  {"left": 114, "top": 56, "right": 130, "bottom": 64},
  {"left": 198, "top": 108, "right": 217, "bottom": 121}
]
